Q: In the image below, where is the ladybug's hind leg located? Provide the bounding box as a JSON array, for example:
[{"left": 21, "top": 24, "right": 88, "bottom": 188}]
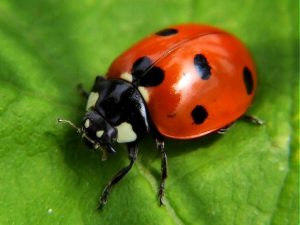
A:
[
  {"left": 156, "top": 139, "right": 168, "bottom": 206},
  {"left": 242, "top": 114, "right": 264, "bottom": 125},
  {"left": 217, "top": 122, "right": 235, "bottom": 134},
  {"left": 217, "top": 114, "right": 263, "bottom": 135},
  {"left": 98, "top": 142, "right": 139, "bottom": 209}
]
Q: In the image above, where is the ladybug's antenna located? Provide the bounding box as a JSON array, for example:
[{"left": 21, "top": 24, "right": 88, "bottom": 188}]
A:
[
  {"left": 57, "top": 118, "right": 101, "bottom": 147},
  {"left": 57, "top": 118, "right": 94, "bottom": 143},
  {"left": 57, "top": 118, "right": 109, "bottom": 160},
  {"left": 57, "top": 118, "right": 82, "bottom": 134}
]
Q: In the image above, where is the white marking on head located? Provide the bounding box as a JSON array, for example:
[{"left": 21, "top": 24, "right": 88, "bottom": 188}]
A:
[
  {"left": 120, "top": 72, "right": 133, "bottom": 82},
  {"left": 86, "top": 92, "right": 99, "bottom": 110},
  {"left": 96, "top": 130, "right": 104, "bottom": 138},
  {"left": 138, "top": 87, "right": 149, "bottom": 103},
  {"left": 84, "top": 119, "right": 90, "bottom": 128},
  {"left": 116, "top": 122, "right": 137, "bottom": 143}
]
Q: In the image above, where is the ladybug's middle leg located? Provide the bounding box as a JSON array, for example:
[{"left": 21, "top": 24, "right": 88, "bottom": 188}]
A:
[{"left": 98, "top": 142, "right": 138, "bottom": 209}]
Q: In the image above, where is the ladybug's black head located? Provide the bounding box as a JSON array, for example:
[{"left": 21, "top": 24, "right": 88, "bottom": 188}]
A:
[
  {"left": 81, "top": 110, "right": 117, "bottom": 154},
  {"left": 58, "top": 112, "right": 117, "bottom": 159}
]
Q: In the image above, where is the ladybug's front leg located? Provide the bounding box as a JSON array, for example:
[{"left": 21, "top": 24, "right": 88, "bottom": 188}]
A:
[
  {"left": 156, "top": 139, "right": 168, "bottom": 206},
  {"left": 98, "top": 142, "right": 139, "bottom": 209},
  {"left": 77, "top": 84, "right": 89, "bottom": 99}
]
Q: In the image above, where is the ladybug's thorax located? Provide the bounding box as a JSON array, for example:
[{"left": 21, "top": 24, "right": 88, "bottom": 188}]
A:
[{"left": 82, "top": 77, "right": 150, "bottom": 153}]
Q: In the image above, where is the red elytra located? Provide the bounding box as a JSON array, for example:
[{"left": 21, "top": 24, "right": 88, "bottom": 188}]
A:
[{"left": 107, "top": 24, "right": 256, "bottom": 139}]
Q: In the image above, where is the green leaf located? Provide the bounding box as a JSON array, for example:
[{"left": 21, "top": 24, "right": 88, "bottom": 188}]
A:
[{"left": 0, "top": 1, "right": 298, "bottom": 225}]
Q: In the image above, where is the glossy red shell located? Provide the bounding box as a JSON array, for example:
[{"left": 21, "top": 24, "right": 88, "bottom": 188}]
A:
[{"left": 106, "top": 24, "right": 256, "bottom": 139}]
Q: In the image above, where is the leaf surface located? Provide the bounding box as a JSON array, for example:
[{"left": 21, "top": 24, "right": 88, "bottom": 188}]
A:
[{"left": 0, "top": 1, "right": 298, "bottom": 224}]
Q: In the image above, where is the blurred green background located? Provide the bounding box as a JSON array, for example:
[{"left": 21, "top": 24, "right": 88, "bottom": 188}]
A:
[{"left": 0, "top": 0, "right": 298, "bottom": 225}]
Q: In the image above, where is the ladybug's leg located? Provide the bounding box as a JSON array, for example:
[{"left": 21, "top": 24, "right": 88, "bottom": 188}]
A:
[
  {"left": 217, "top": 122, "right": 235, "bottom": 134},
  {"left": 156, "top": 139, "right": 168, "bottom": 206},
  {"left": 76, "top": 84, "right": 89, "bottom": 99},
  {"left": 77, "top": 76, "right": 106, "bottom": 99},
  {"left": 217, "top": 115, "right": 263, "bottom": 135},
  {"left": 242, "top": 114, "right": 264, "bottom": 125},
  {"left": 98, "top": 142, "right": 138, "bottom": 209}
]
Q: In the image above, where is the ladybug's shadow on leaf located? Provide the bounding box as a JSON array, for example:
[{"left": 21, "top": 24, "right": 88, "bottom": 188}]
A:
[
  {"left": 165, "top": 133, "right": 223, "bottom": 157},
  {"left": 52, "top": 115, "right": 129, "bottom": 188},
  {"left": 139, "top": 133, "right": 223, "bottom": 175},
  {"left": 135, "top": 131, "right": 224, "bottom": 160},
  {"left": 51, "top": 113, "right": 222, "bottom": 183}
]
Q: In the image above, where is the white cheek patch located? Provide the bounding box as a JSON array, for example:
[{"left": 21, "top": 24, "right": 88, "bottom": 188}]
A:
[
  {"left": 96, "top": 130, "right": 104, "bottom": 138},
  {"left": 84, "top": 119, "right": 90, "bottom": 128},
  {"left": 138, "top": 87, "right": 149, "bottom": 103},
  {"left": 86, "top": 92, "right": 99, "bottom": 110},
  {"left": 116, "top": 122, "right": 137, "bottom": 143},
  {"left": 120, "top": 72, "right": 133, "bottom": 82}
]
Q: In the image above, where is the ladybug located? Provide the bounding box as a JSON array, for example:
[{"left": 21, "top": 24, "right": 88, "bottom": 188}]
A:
[{"left": 58, "top": 24, "right": 262, "bottom": 209}]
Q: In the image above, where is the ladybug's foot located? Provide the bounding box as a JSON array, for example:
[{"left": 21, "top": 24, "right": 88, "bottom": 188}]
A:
[
  {"left": 77, "top": 83, "right": 89, "bottom": 99},
  {"left": 97, "top": 164, "right": 133, "bottom": 210},
  {"left": 156, "top": 139, "right": 168, "bottom": 206},
  {"left": 242, "top": 114, "right": 264, "bottom": 125},
  {"left": 98, "top": 187, "right": 110, "bottom": 210},
  {"left": 158, "top": 182, "right": 165, "bottom": 206}
]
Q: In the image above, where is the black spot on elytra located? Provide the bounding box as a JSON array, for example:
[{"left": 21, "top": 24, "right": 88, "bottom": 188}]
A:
[
  {"left": 155, "top": 28, "right": 178, "bottom": 36},
  {"left": 191, "top": 105, "right": 208, "bottom": 124},
  {"left": 194, "top": 54, "right": 211, "bottom": 80},
  {"left": 132, "top": 57, "right": 152, "bottom": 76},
  {"left": 131, "top": 56, "right": 164, "bottom": 87},
  {"left": 139, "top": 67, "right": 164, "bottom": 87},
  {"left": 243, "top": 67, "right": 254, "bottom": 95}
]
